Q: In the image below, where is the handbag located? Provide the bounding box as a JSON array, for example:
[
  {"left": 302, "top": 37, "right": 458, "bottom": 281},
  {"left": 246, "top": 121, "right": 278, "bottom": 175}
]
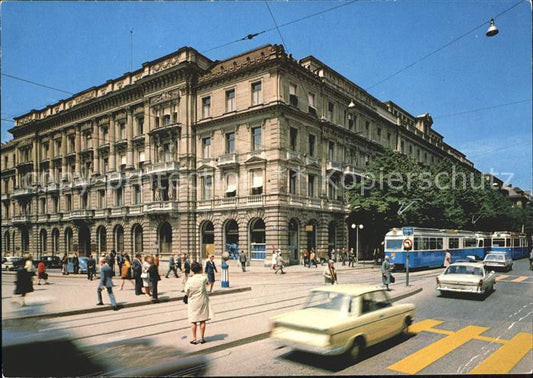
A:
[
  {"left": 140, "top": 272, "right": 149, "bottom": 279},
  {"left": 390, "top": 275, "right": 396, "bottom": 283},
  {"left": 183, "top": 295, "right": 188, "bottom": 304}
]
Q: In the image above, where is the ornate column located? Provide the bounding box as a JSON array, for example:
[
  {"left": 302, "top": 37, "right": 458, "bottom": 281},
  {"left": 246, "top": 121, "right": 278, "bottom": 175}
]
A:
[
  {"left": 126, "top": 108, "right": 134, "bottom": 169},
  {"left": 75, "top": 125, "right": 81, "bottom": 176},
  {"left": 145, "top": 103, "right": 153, "bottom": 164},
  {"left": 109, "top": 114, "right": 116, "bottom": 172},
  {"left": 92, "top": 119, "right": 99, "bottom": 175}
]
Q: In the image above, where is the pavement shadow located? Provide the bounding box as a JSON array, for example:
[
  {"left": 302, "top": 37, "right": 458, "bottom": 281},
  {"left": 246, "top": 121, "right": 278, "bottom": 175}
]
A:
[
  {"left": 205, "top": 333, "right": 228, "bottom": 342},
  {"left": 278, "top": 333, "right": 416, "bottom": 373},
  {"left": 438, "top": 291, "right": 491, "bottom": 301}
]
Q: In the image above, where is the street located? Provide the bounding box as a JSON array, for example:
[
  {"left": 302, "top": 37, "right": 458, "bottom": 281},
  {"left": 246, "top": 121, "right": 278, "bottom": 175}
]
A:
[{"left": 2, "top": 259, "right": 532, "bottom": 375}]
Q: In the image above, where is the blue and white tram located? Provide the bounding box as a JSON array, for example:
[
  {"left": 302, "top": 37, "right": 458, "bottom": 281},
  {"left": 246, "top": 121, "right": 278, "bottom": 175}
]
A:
[
  {"left": 475, "top": 232, "right": 492, "bottom": 255},
  {"left": 490, "top": 231, "right": 529, "bottom": 260},
  {"left": 384, "top": 227, "right": 486, "bottom": 269}
]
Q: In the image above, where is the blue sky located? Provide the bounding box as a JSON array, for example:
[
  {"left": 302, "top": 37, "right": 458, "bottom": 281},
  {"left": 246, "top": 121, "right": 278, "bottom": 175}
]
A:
[{"left": 1, "top": 1, "right": 531, "bottom": 190}]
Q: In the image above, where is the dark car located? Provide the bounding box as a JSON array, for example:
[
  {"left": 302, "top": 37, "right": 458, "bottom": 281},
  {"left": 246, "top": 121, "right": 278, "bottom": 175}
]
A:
[
  {"left": 2, "top": 257, "right": 25, "bottom": 271},
  {"left": 34, "top": 255, "right": 63, "bottom": 269}
]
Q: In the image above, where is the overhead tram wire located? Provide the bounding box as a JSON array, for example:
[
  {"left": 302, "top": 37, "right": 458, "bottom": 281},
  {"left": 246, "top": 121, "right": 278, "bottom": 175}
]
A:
[
  {"left": 264, "top": 0, "right": 289, "bottom": 54},
  {"left": 1, "top": 73, "right": 74, "bottom": 95},
  {"left": 434, "top": 99, "right": 531, "bottom": 120},
  {"left": 367, "top": 0, "right": 525, "bottom": 90}
]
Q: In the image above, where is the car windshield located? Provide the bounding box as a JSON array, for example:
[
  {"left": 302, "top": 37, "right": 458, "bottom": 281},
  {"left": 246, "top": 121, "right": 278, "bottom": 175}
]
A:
[
  {"left": 303, "top": 291, "right": 348, "bottom": 311},
  {"left": 485, "top": 255, "right": 504, "bottom": 261},
  {"left": 445, "top": 265, "right": 483, "bottom": 276}
]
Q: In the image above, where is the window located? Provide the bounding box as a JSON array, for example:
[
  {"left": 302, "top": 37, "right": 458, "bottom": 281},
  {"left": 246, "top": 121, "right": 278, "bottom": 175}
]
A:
[
  {"left": 328, "top": 141, "right": 335, "bottom": 161},
  {"left": 202, "top": 96, "right": 211, "bottom": 118},
  {"left": 289, "top": 170, "right": 297, "bottom": 195},
  {"left": 251, "top": 127, "right": 262, "bottom": 151},
  {"left": 98, "top": 189, "right": 105, "bottom": 208},
  {"left": 348, "top": 113, "right": 354, "bottom": 130},
  {"left": 137, "top": 117, "right": 144, "bottom": 135},
  {"left": 119, "top": 121, "right": 126, "bottom": 140},
  {"left": 163, "top": 143, "right": 173, "bottom": 162},
  {"left": 225, "top": 174, "right": 237, "bottom": 198},
  {"left": 103, "top": 158, "right": 109, "bottom": 173},
  {"left": 365, "top": 121, "right": 370, "bottom": 134},
  {"left": 377, "top": 128, "right": 382, "bottom": 138},
  {"left": 328, "top": 179, "right": 336, "bottom": 200},
  {"left": 289, "top": 83, "right": 298, "bottom": 106},
  {"left": 138, "top": 150, "right": 145, "bottom": 164},
  {"left": 103, "top": 127, "right": 109, "bottom": 143},
  {"left": 133, "top": 185, "right": 141, "bottom": 205},
  {"left": 53, "top": 196, "right": 59, "bottom": 212},
  {"left": 308, "top": 175, "right": 315, "bottom": 197},
  {"left": 116, "top": 187, "right": 123, "bottom": 207},
  {"left": 40, "top": 198, "right": 46, "bottom": 214},
  {"left": 81, "top": 192, "right": 88, "bottom": 209},
  {"left": 328, "top": 102, "right": 334, "bottom": 121},
  {"left": 56, "top": 139, "right": 62, "bottom": 153},
  {"left": 251, "top": 81, "right": 262, "bottom": 105},
  {"left": 202, "top": 137, "right": 211, "bottom": 158},
  {"left": 226, "top": 89, "right": 235, "bottom": 112},
  {"left": 308, "top": 93, "right": 316, "bottom": 115},
  {"left": 163, "top": 114, "right": 171, "bottom": 126},
  {"left": 203, "top": 175, "right": 212, "bottom": 200},
  {"left": 308, "top": 134, "right": 315, "bottom": 157},
  {"left": 226, "top": 132, "right": 235, "bottom": 153},
  {"left": 290, "top": 127, "right": 298, "bottom": 150},
  {"left": 449, "top": 237, "right": 459, "bottom": 249},
  {"left": 69, "top": 136, "right": 75, "bottom": 153},
  {"left": 66, "top": 195, "right": 72, "bottom": 211},
  {"left": 251, "top": 170, "right": 263, "bottom": 195}
]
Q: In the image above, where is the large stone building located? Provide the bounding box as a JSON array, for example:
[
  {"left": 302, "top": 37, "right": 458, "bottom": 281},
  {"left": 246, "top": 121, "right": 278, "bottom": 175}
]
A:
[{"left": 1, "top": 44, "right": 475, "bottom": 263}]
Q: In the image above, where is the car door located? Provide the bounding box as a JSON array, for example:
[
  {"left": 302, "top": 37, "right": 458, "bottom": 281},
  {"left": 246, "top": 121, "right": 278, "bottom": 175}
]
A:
[
  {"left": 359, "top": 292, "right": 390, "bottom": 344},
  {"left": 370, "top": 290, "right": 400, "bottom": 340}
]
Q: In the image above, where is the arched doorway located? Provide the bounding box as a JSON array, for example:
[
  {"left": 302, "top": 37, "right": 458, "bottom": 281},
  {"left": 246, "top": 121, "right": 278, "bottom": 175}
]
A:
[
  {"left": 97, "top": 226, "right": 107, "bottom": 255},
  {"left": 78, "top": 224, "right": 91, "bottom": 256},
  {"left": 328, "top": 221, "right": 336, "bottom": 254},
  {"left": 288, "top": 218, "right": 299, "bottom": 261},
  {"left": 132, "top": 224, "right": 143, "bottom": 256},
  {"left": 12, "top": 230, "right": 17, "bottom": 255},
  {"left": 158, "top": 222, "right": 172, "bottom": 255},
  {"left": 52, "top": 228, "right": 60, "bottom": 255},
  {"left": 114, "top": 225, "right": 124, "bottom": 253},
  {"left": 40, "top": 229, "right": 48, "bottom": 257},
  {"left": 249, "top": 218, "right": 266, "bottom": 260},
  {"left": 306, "top": 220, "right": 317, "bottom": 252},
  {"left": 21, "top": 228, "right": 30, "bottom": 252},
  {"left": 200, "top": 221, "right": 214, "bottom": 259},
  {"left": 4, "top": 231, "right": 10, "bottom": 254},
  {"left": 65, "top": 227, "right": 73, "bottom": 254},
  {"left": 224, "top": 219, "right": 239, "bottom": 259}
]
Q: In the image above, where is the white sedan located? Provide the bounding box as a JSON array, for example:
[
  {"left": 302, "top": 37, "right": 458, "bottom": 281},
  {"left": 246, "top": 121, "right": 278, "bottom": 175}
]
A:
[{"left": 436, "top": 262, "right": 496, "bottom": 296}]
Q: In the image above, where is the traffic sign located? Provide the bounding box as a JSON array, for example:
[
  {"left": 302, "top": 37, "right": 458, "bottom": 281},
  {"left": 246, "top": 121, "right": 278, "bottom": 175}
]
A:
[
  {"left": 402, "top": 227, "right": 414, "bottom": 236},
  {"left": 403, "top": 238, "right": 413, "bottom": 250}
]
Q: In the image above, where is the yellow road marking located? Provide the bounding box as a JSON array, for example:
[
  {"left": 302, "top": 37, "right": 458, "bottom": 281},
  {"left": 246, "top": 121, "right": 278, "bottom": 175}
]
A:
[
  {"left": 469, "top": 333, "right": 533, "bottom": 374},
  {"left": 389, "top": 325, "right": 489, "bottom": 375},
  {"left": 474, "top": 335, "right": 506, "bottom": 344},
  {"left": 408, "top": 319, "right": 445, "bottom": 334},
  {"left": 510, "top": 276, "right": 528, "bottom": 283},
  {"left": 496, "top": 275, "right": 509, "bottom": 281}
]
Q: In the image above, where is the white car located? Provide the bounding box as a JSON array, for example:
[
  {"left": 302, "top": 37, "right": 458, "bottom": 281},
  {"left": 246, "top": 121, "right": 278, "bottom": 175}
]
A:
[
  {"left": 483, "top": 252, "right": 513, "bottom": 271},
  {"left": 436, "top": 262, "right": 496, "bottom": 296}
]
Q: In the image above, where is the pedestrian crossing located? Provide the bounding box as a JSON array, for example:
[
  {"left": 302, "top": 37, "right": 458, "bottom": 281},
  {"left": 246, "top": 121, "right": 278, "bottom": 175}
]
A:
[
  {"left": 388, "top": 319, "right": 533, "bottom": 375},
  {"left": 495, "top": 275, "right": 531, "bottom": 283}
]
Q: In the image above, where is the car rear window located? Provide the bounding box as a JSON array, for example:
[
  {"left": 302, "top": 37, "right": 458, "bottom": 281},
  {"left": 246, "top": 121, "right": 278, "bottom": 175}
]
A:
[
  {"left": 485, "top": 255, "right": 504, "bottom": 261},
  {"left": 445, "top": 265, "right": 483, "bottom": 276},
  {"left": 304, "top": 291, "right": 348, "bottom": 311}
]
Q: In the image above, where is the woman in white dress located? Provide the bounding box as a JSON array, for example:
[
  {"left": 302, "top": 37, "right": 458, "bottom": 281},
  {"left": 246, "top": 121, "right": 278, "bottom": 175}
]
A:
[
  {"left": 142, "top": 256, "right": 152, "bottom": 297},
  {"left": 185, "top": 261, "right": 213, "bottom": 344}
]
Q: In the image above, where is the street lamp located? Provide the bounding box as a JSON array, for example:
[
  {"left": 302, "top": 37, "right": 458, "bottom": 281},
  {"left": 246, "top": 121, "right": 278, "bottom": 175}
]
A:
[
  {"left": 486, "top": 18, "right": 499, "bottom": 37},
  {"left": 351, "top": 223, "right": 364, "bottom": 263}
]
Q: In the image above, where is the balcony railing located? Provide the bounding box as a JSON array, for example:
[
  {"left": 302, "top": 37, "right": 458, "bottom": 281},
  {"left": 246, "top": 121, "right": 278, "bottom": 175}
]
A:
[
  {"left": 305, "top": 156, "right": 320, "bottom": 166},
  {"left": 37, "top": 214, "right": 50, "bottom": 223},
  {"left": 71, "top": 209, "right": 94, "bottom": 219},
  {"left": 144, "top": 201, "right": 178, "bottom": 214},
  {"left": 217, "top": 153, "right": 238, "bottom": 167},
  {"left": 244, "top": 194, "right": 265, "bottom": 206},
  {"left": 144, "top": 161, "right": 179, "bottom": 175},
  {"left": 49, "top": 213, "right": 63, "bottom": 222},
  {"left": 12, "top": 215, "right": 31, "bottom": 224},
  {"left": 12, "top": 187, "right": 34, "bottom": 198},
  {"left": 93, "top": 209, "right": 109, "bottom": 218},
  {"left": 110, "top": 207, "right": 129, "bottom": 217},
  {"left": 46, "top": 183, "right": 60, "bottom": 193},
  {"left": 286, "top": 150, "right": 301, "bottom": 161},
  {"left": 326, "top": 161, "right": 343, "bottom": 172},
  {"left": 1, "top": 193, "right": 9, "bottom": 201},
  {"left": 220, "top": 197, "right": 237, "bottom": 207},
  {"left": 128, "top": 204, "right": 143, "bottom": 215}
]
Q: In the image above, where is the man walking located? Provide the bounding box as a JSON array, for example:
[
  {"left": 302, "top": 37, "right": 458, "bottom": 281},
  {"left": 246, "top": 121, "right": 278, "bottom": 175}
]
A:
[
  {"left": 87, "top": 254, "right": 96, "bottom": 281},
  {"left": 274, "top": 250, "right": 285, "bottom": 274},
  {"left": 165, "top": 253, "right": 179, "bottom": 278},
  {"left": 96, "top": 257, "right": 118, "bottom": 311},
  {"left": 341, "top": 247, "right": 347, "bottom": 266},
  {"left": 109, "top": 249, "right": 117, "bottom": 276},
  {"left": 132, "top": 253, "right": 143, "bottom": 295},
  {"left": 348, "top": 248, "right": 355, "bottom": 267},
  {"left": 73, "top": 252, "right": 80, "bottom": 274},
  {"left": 239, "top": 250, "right": 248, "bottom": 272}
]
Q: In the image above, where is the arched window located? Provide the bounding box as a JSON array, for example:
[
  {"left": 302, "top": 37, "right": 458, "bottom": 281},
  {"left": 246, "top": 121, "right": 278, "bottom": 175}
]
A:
[{"left": 132, "top": 224, "right": 143, "bottom": 255}]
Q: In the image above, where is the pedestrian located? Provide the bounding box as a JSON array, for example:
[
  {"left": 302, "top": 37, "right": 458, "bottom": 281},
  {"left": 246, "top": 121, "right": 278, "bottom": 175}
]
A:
[
  {"left": 166, "top": 253, "right": 179, "bottom": 278},
  {"left": 381, "top": 255, "right": 393, "bottom": 291},
  {"left": 132, "top": 253, "right": 143, "bottom": 295},
  {"left": 141, "top": 256, "right": 152, "bottom": 297},
  {"left": 309, "top": 250, "right": 318, "bottom": 268},
  {"left": 87, "top": 254, "right": 96, "bottom": 281},
  {"left": 303, "top": 249, "right": 309, "bottom": 267},
  {"left": 153, "top": 254, "right": 160, "bottom": 267},
  {"left": 324, "top": 260, "right": 338, "bottom": 285},
  {"left": 373, "top": 248, "right": 379, "bottom": 265},
  {"left": 15, "top": 255, "right": 35, "bottom": 306},
  {"left": 204, "top": 255, "right": 218, "bottom": 293},
  {"left": 148, "top": 257, "right": 161, "bottom": 302},
  {"left": 120, "top": 254, "right": 135, "bottom": 290},
  {"left": 61, "top": 253, "right": 69, "bottom": 275},
  {"left": 275, "top": 250, "right": 285, "bottom": 274},
  {"left": 348, "top": 248, "right": 355, "bottom": 267},
  {"left": 185, "top": 261, "right": 213, "bottom": 345},
  {"left": 178, "top": 254, "right": 191, "bottom": 292},
  {"left": 331, "top": 248, "right": 336, "bottom": 262},
  {"left": 37, "top": 260, "right": 49, "bottom": 285},
  {"left": 117, "top": 252, "right": 124, "bottom": 276},
  {"left": 109, "top": 249, "right": 117, "bottom": 276},
  {"left": 341, "top": 247, "right": 347, "bottom": 266},
  {"left": 443, "top": 249, "right": 452, "bottom": 268},
  {"left": 96, "top": 257, "right": 118, "bottom": 311},
  {"left": 73, "top": 252, "right": 80, "bottom": 274},
  {"left": 271, "top": 250, "right": 278, "bottom": 271},
  {"left": 239, "top": 250, "right": 248, "bottom": 272}
]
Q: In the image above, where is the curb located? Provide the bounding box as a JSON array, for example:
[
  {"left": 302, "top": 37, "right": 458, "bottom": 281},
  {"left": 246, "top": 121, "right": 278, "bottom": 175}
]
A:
[
  {"left": 389, "top": 286, "right": 423, "bottom": 302},
  {"left": 2, "top": 287, "right": 252, "bottom": 322}
]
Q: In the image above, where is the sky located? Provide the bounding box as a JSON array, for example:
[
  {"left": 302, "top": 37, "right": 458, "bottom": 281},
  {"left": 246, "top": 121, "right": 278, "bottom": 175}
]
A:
[{"left": 1, "top": 0, "right": 531, "bottom": 191}]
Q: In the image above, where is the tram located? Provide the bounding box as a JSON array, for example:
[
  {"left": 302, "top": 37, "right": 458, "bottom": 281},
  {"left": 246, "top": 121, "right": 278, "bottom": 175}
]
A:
[
  {"left": 475, "top": 232, "right": 492, "bottom": 255},
  {"left": 384, "top": 227, "right": 486, "bottom": 269},
  {"left": 490, "top": 231, "right": 529, "bottom": 260}
]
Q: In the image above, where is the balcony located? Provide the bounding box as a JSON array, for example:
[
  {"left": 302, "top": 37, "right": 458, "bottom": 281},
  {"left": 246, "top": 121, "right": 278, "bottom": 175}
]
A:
[
  {"left": 144, "top": 201, "right": 178, "bottom": 214},
  {"left": 46, "top": 182, "right": 60, "bottom": 193},
  {"left": 326, "top": 200, "right": 346, "bottom": 212},
  {"left": 326, "top": 161, "right": 343, "bottom": 173},
  {"left": 12, "top": 187, "right": 35, "bottom": 198},
  {"left": 114, "top": 139, "right": 127, "bottom": 148},
  {"left": 98, "top": 143, "right": 110, "bottom": 151},
  {"left": 305, "top": 156, "right": 320, "bottom": 166},
  {"left": 16, "top": 160, "right": 33, "bottom": 169},
  {"left": 110, "top": 207, "right": 129, "bottom": 217},
  {"left": 288, "top": 195, "right": 306, "bottom": 207},
  {"left": 217, "top": 153, "right": 238, "bottom": 168},
  {"left": 286, "top": 150, "right": 302, "bottom": 162},
  {"left": 1, "top": 193, "right": 9, "bottom": 201},
  {"left": 79, "top": 147, "right": 93, "bottom": 156},
  {"left": 71, "top": 209, "right": 93, "bottom": 220},
  {"left": 128, "top": 204, "right": 143, "bottom": 215},
  {"left": 93, "top": 209, "right": 109, "bottom": 218},
  {"left": 244, "top": 194, "right": 265, "bottom": 206},
  {"left": 308, "top": 198, "right": 322, "bottom": 208},
  {"left": 12, "top": 215, "right": 31, "bottom": 224},
  {"left": 126, "top": 169, "right": 143, "bottom": 180},
  {"left": 144, "top": 161, "right": 180, "bottom": 176},
  {"left": 107, "top": 171, "right": 124, "bottom": 183},
  {"left": 219, "top": 197, "right": 237, "bottom": 207},
  {"left": 73, "top": 177, "right": 91, "bottom": 188},
  {"left": 49, "top": 213, "right": 63, "bottom": 222},
  {"left": 37, "top": 214, "right": 49, "bottom": 223},
  {"left": 197, "top": 200, "right": 213, "bottom": 210}
]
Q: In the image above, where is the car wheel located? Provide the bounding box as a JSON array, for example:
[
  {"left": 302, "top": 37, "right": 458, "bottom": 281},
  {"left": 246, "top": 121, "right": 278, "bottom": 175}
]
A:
[
  {"left": 402, "top": 316, "right": 413, "bottom": 335},
  {"left": 346, "top": 337, "right": 364, "bottom": 362}
]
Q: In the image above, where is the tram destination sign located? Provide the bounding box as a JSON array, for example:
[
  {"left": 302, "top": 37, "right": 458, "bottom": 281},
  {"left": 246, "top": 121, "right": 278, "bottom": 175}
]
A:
[{"left": 402, "top": 227, "right": 414, "bottom": 236}]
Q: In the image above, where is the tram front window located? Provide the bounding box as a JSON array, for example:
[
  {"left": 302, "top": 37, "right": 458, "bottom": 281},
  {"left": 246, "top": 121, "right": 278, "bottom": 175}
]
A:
[{"left": 386, "top": 240, "right": 403, "bottom": 250}]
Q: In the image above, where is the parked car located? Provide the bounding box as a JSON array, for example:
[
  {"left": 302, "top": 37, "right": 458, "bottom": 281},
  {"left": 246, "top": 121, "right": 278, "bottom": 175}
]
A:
[
  {"left": 483, "top": 251, "right": 513, "bottom": 272},
  {"left": 2, "top": 256, "right": 25, "bottom": 271},
  {"left": 67, "top": 257, "right": 89, "bottom": 274},
  {"left": 436, "top": 262, "right": 496, "bottom": 296},
  {"left": 270, "top": 284, "right": 415, "bottom": 361},
  {"left": 33, "top": 255, "right": 63, "bottom": 269}
]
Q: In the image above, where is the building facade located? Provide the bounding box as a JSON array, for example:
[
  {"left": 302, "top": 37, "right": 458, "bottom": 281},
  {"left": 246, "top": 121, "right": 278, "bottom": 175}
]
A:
[{"left": 1, "top": 44, "right": 476, "bottom": 263}]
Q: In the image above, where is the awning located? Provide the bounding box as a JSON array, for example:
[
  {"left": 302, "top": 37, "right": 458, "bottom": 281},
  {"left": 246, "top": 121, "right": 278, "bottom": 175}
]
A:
[{"left": 252, "top": 171, "right": 263, "bottom": 188}]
